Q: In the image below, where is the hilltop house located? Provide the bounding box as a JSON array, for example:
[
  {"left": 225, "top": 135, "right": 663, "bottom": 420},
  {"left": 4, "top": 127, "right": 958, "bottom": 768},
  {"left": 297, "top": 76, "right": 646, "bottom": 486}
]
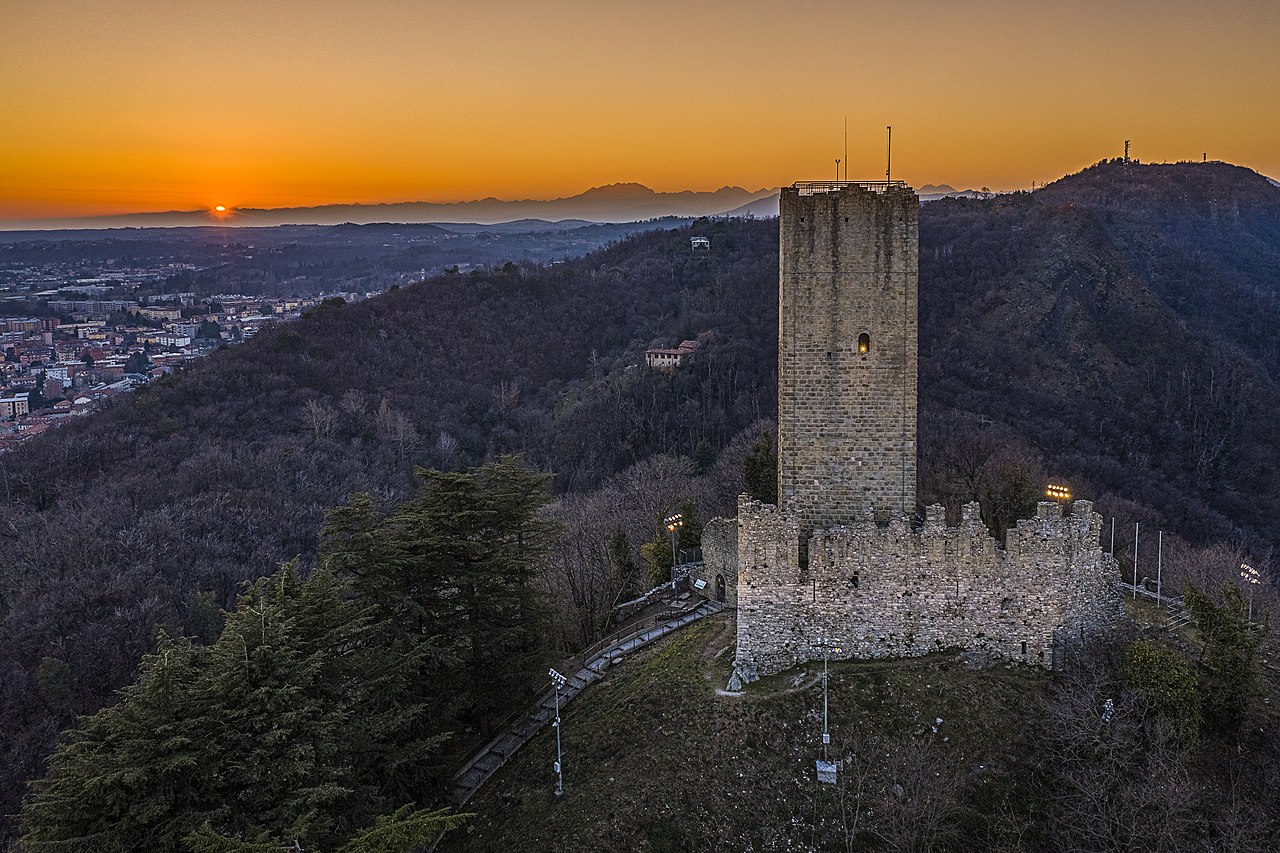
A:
[{"left": 644, "top": 339, "right": 700, "bottom": 370}]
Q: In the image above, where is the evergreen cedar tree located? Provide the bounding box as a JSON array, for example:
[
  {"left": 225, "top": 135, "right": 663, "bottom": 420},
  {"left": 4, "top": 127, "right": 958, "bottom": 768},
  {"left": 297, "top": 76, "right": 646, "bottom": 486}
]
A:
[
  {"left": 20, "top": 456, "right": 553, "bottom": 852},
  {"left": 1184, "top": 584, "right": 1269, "bottom": 737},
  {"left": 743, "top": 430, "right": 777, "bottom": 505}
]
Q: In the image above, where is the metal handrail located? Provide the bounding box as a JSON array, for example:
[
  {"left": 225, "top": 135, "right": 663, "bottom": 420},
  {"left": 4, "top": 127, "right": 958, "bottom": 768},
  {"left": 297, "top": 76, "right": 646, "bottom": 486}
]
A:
[
  {"left": 445, "top": 600, "right": 693, "bottom": 779},
  {"left": 448, "top": 599, "right": 722, "bottom": 801},
  {"left": 791, "top": 180, "right": 909, "bottom": 196}
]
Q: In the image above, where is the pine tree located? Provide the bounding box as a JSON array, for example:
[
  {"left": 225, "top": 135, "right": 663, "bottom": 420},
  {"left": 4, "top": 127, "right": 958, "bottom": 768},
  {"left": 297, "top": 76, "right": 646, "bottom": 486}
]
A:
[
  {"left": 322, "top": 456, "right": 556, "bottom": 742},
  {"left": 394, "top": 456, "right": 556, "bottom": 732},
  {"left": 1185, "top": 584, "right": 1268, "bottom": 740},
  {"left": 20, "top": 634, "right": 206, "bottom": 852},
  {"left": 743, "top": 430, "right": 778, "bottom": 504},
  {"left": 188, "top": 564, "right": 372, "bottom": 847},
  {"left": 21, "top": 564, "right": 462, "bottom": 852}
]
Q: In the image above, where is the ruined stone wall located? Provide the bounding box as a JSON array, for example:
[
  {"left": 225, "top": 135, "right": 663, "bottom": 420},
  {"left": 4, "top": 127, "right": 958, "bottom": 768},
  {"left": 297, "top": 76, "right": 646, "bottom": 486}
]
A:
[
  {"left": 691, "top": 517, "right": 739, "bottom": 606},
  {"left": 734, "top": 497, "right": 1124, "bottom": 676},
  {"left": 778, "top": 184, "right": 919, "bottom": 541}
]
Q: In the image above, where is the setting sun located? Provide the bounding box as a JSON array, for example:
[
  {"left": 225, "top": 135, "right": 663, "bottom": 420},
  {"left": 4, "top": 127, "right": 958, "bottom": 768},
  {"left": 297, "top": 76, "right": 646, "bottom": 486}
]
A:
[{"left": 214, "top": 205, "right": 226, "bottom": 212}]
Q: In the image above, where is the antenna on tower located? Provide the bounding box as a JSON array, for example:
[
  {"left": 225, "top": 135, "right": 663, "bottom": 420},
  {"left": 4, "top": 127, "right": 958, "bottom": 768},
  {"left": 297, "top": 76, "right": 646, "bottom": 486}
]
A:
[
  {"left": 843, "top": 116, "right": 848, "bottom": 181},
  {"left": 1124, "top": 139, "right": 1130, "bottom": 163},
  {"left": 886, "top": 125, "right": 892, "bottom": 183}
]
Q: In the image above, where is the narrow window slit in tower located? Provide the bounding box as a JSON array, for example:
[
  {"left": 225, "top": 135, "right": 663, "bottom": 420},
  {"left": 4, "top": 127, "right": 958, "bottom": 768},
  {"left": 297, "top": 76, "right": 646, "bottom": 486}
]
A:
[{"left": 858, "top": 333, "right": 871, "bottom": 354}]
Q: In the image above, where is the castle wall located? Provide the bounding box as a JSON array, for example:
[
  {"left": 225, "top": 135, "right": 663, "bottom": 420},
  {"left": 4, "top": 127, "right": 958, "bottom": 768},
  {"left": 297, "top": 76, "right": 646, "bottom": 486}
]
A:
[
  {"left": 778, "top": 184, "right": 919, "bottom": 540},
  {"left": 690, "top": 517, "right": 738, "bottom": 607},
  {"left": 734, "top": 497, "right": 1124, "bottom": 675}
]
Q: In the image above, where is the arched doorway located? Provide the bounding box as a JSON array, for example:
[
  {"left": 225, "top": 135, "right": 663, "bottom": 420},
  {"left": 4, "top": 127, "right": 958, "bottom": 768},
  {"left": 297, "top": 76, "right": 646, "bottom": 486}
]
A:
[{"left": 715, "top": 574, "right": 726, "bottom": 603}]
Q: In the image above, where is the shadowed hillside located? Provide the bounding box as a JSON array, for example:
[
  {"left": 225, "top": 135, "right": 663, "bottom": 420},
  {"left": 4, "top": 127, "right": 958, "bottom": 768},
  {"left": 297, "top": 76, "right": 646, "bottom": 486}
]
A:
[{"left": 920, "top": 160, "right": 1280, "bottom": 549}]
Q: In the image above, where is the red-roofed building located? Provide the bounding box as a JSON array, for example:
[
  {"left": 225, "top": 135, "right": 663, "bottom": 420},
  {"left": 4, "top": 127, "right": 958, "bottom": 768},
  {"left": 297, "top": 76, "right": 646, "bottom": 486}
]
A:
[{"left": 644, "top": 339, "right": 701, "bottom": 370}]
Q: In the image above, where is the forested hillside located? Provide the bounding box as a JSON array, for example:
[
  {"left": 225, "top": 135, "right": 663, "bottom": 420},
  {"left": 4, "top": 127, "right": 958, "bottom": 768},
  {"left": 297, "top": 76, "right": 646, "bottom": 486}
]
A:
[
  {"left": 920, "top": 160, "right": 1280, "bottom": 550},
  {"left": 1, "top": 160, "right": 1278, "bottom": 844}
]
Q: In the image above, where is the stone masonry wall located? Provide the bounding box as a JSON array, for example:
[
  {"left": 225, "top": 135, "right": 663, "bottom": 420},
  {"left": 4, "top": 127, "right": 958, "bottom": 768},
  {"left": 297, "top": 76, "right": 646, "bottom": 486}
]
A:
[
  {"left": 734, "top": 496, "right": 1124, "bottom": 676},
  {"left": 692, "top": 517, "right": 739, "bottom": 607},
  {"left": 778, "top": 184, "right": 919, "bottom": 543}
]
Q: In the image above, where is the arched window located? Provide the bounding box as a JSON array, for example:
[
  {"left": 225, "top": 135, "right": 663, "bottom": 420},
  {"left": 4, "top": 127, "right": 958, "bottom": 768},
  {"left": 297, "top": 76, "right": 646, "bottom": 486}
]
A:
[{"left": 857, "top": 333, "right": 871, "bottom": 354}]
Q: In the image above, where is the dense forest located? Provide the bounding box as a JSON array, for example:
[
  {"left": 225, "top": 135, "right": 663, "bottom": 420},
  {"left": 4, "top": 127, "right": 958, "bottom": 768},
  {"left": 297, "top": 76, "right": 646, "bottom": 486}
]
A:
[{"left": 1, "top": 161, "right": 1278, "bottom": 847}]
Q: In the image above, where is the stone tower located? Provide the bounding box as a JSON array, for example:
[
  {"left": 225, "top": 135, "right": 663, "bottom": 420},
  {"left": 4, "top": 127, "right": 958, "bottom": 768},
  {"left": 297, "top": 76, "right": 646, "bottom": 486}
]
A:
[
  {"left": 777, "top": 182, "right": 919, "bottom": 546},
  {"left": 706, "top": 179, "right": 1122, "bottom": 684}
]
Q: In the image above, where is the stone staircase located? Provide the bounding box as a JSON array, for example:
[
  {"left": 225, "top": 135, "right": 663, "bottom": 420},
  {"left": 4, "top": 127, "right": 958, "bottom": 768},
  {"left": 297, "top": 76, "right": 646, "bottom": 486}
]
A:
[{"left": 449, "top": 598, "right": 724, "bottom": 806}]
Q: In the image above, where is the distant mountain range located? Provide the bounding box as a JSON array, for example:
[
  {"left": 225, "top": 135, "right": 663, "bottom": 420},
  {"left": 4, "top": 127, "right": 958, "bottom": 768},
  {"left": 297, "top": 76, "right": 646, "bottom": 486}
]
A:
[
  {"left": 1, "top": 184, "right": 776, "bottom": 231},
  {"left": 3, "top": 182, "right": 989, "bottom": 231}
]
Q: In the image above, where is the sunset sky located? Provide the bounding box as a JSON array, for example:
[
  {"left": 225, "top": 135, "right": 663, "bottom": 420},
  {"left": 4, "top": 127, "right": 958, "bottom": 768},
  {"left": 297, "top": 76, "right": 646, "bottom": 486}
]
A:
[{"left": 3, "top": 0, "right": 1278, "bottom": 221}]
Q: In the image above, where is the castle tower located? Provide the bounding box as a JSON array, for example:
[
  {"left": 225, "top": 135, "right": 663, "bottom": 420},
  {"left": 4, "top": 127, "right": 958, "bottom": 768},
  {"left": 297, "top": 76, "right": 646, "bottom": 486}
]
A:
[{"left": 777, "top": 181, "right": 918, "bottom": 544}]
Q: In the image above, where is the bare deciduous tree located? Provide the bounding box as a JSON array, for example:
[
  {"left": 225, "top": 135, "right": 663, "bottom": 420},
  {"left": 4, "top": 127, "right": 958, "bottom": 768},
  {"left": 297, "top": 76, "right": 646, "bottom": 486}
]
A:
[{"left": 301, "top": 399, "right": 337, "bottom": 441}]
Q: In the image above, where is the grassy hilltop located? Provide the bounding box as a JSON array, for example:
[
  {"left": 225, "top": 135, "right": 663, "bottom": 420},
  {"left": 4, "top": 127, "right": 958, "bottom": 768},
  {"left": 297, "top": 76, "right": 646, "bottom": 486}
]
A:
[{"left": 443, "top": 609, "right": 1280, "bottom": 852}]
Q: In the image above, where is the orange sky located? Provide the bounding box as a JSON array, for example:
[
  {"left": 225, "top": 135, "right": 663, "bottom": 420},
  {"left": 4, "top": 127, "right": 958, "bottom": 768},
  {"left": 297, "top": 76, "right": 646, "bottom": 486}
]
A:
[{"left": 2, "top": 0, "right": 1278, "bottom": 221}]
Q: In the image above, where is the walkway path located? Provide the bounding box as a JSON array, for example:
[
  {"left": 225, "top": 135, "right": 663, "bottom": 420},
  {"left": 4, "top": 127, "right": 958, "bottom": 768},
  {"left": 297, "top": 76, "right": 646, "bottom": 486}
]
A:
[
  {"left": 450, "top": 597, "right": 724, "bottom": 805},
  {"left": 1116, "top": 581, "right": 1192, "bottom": 629}
]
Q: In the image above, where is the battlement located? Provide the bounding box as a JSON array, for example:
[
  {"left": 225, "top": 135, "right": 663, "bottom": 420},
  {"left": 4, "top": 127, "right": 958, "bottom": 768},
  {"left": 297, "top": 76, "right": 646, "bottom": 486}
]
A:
[
  {"left": 790, "top": 180, "right": 911, "bottom": 196},
  {"left": 733, "top": 498, "right": 1123, "bottom": 677}
]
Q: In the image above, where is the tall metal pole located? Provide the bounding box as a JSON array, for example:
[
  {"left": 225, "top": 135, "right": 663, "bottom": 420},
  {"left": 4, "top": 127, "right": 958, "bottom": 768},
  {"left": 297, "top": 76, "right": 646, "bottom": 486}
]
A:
[
  {"left": 820, "top": 640, "right": 830, "bottom": 760},
  {"left": 554, "top": 685, "right": 563, "bottom": 797},
  {"left": 843, "top": 116, "right": 848, "bottom": 181},
  {"left": 1240, "top": 564, "right": 1258, "bottom": 623},
  {"left": 1156, "top": 530, "right": 1163, "bottom": 603},
  {"left": 549, "top": 668, "right": 566, "bottom": 797},
  {"left": 664, "top": 514, "right": 683, "bottom": 585},
  {"left": 1133, "top": 523, "right": 1139, "bottom": 599},
  {"left": 1110, "top": 517, "right": 1115, "bottom": 560},
  {"left": 886, "top": 126, "right": 892, "bottom": 183}
]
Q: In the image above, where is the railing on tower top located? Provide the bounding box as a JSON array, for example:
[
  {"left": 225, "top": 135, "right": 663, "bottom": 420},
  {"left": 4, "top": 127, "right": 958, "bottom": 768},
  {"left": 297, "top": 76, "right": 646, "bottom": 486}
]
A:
[{"left": 791, "top": 180, "right": 910, "bottom": 195}]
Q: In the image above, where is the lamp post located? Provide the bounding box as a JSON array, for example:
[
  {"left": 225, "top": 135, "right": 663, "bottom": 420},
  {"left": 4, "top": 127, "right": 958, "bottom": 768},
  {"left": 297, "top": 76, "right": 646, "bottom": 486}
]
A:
[
  {"left": 814, "top": 636, "right": 841, "bottom": 784},
  {"left": 821, "top": 640, "right": 830, "bottom": 759},
  {"left": 548, "top": 668, "right": 566, "bottom": 797},
  {"left": 1133, "top": 523, "right": 1139, "bottom": 600},
  {"left": 664, "top": 513, "right": 684, "bottom": 583},
  {"left": 1156, "top": 530, "right": 1163, "bottom": 603},
  {"left": 1045, "top": 482, "right": 1072, "bottom": 504},
  {"left": 1240, "top": 563, "right": 1260, "bottom": 622},
  {"left": 815, "top": 636, "right": 842, "bottom": 759}
]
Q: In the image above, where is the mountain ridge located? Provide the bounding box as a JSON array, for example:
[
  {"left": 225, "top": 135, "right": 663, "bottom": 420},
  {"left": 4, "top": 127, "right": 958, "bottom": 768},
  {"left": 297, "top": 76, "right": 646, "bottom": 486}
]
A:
[{"left": 1, "top": 184, "right": 778, "bottom": 231}]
